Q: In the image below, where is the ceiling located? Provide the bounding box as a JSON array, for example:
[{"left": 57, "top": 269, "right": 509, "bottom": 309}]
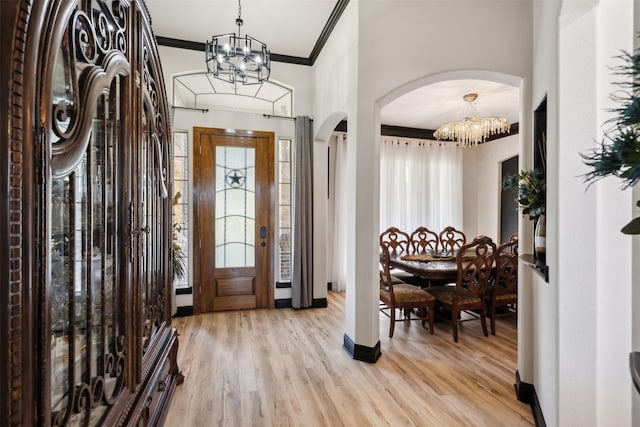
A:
[
  {"left": 145, "top": 0, "right": 520, "bottom": 132},
  {"left": 145, "top": 0, "right": 338, "bottom": 59},
  {"left": 382, "top": 80, "right": 520, "bottom": 131}
]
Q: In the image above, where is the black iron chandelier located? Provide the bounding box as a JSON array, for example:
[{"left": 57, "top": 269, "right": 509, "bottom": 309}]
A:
[{"left": 205, "top": 0, "right": 271, "bottom": 85}]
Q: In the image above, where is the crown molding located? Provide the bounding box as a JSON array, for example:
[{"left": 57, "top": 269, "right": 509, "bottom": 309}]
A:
[
  {"left": 308, "top": 0, "right": 349, "bottom": 65},
  {"left": 155, "top": 0, "right": 350, "bottom": 67},
  {"left": 335, "top": 121, "right": 519, "bottom": 143}
]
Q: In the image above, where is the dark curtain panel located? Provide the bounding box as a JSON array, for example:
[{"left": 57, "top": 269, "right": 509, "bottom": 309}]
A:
[{"left": 292, "top": 116, "right": 314, "bottom": 308}]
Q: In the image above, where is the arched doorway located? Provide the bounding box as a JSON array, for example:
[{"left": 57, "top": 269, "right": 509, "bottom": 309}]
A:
[{"left": 373, "top": 68, "right": 528, "bottom": 372}]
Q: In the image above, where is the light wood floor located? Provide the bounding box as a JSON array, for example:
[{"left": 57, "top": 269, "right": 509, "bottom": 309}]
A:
[{"left": 165, "top": 291, "right": 533, "bottom": 427}]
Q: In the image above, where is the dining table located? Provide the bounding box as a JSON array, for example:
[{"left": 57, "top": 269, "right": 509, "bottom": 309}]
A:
[{"left": 388, "top": 252, "right": 460, "bottom": 285}]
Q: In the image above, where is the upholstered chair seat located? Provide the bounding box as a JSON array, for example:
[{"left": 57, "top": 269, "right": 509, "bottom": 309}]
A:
[
  {"left": 428, "top": 287, "right": 482, "bottom": 306},
  {"left": 379, "top": 241, "right": 435, "bottom": 337}
]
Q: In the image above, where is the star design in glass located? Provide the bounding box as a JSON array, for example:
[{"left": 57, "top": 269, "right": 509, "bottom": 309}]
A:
[{"left": 226, "top": 169, "right": 245, "bottom": 188}]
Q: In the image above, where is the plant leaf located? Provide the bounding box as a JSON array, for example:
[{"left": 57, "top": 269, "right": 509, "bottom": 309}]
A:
[{"left": 621, "top": 216, "right": 640, "bottom": 234}]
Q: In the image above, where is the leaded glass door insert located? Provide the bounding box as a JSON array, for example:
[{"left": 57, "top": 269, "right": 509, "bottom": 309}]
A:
[{"left": 215, "top": 146, "right": 256, "bottom": 268}]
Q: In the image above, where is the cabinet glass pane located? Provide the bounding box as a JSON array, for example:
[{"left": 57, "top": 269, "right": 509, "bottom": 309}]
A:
[
  {"left": 51, "top": 34, "right": 74, "bottom": 145},
  {"left": 51, "top": 175, "right": 72, "bottom": 415},
  {"left": 140, "top": 100, "right": 167, "bottom": 354},
  {"left": 141, "top": 107, "right": 152, "bottom": 353},
  {"left": 50, "top": 75, "right": 124, "bottom": 426}
]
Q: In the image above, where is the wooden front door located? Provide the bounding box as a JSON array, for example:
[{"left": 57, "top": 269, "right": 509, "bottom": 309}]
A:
[{"left": 193, "top": 127, "right": 274, "bottom": 312}]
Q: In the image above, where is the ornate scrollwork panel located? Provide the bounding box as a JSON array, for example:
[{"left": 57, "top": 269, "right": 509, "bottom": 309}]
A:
[
  {"left": 51, "top": 50, "right": 130, "bottom": 179},
  {"left": 48, "top": 2, "right": 130, "bottom": 425},
  {"left": 50, "top": 0, "right": 130, "bottom": 180},
  {"left": 139, "top": 31, "right": 171, "bottom": 356},
  {"left": 141, "top": 39, "right": 168, "bottom": 199}
]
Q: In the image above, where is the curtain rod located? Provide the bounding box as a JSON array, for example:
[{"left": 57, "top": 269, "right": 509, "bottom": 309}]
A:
[
  {"left": 263, "top": 114, "right": 313, "bottom": 121},
  {"left": 263, "top": 114, "right": 295, "bottom": 120},
  {"left": 172, "top": 105, "right": 209, "bottom": 113}
]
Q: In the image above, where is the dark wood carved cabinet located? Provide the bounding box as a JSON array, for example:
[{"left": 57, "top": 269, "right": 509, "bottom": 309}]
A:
[{"left": 0, "top": 1, "right": 181, "bottom": 425}]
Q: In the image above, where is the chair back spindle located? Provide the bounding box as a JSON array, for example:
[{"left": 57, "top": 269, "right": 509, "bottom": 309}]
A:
[
  {"left": 380, "top": 227, "right": 411, "bottom": 257},
  {"left": 457, "top": 237, "right": 495, "bottom": 298},
  {"left": 409, "top": 226, "right": 439, "bottom": 255},
  {"left": 439, "top": 226, "right": 466, "bottom": 254}
]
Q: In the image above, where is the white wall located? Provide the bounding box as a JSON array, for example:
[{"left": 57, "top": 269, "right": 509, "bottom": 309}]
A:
[
  {"left": 312, "top": 1, "right": 360, "bottom": 340},
  {"left": 463, "top": 134, "right": 519, "bottom": 242},
  {"left": 529, "top": 1, "right": 561, "bottom": 424},
  {"left": 591, "top": 5, "right": 634, "bottom": 424},
  {"left": 555, "top": 1, "right": 634, "bottom": 425},
  {"left": 310, "top": 1, "right": 360, "bottom": 309},
  {"left": 326, "top": 133, "right": 340, "bottom": 286},
  {"left": 157, "top": 46, "right": 315, "bottom": 116}
]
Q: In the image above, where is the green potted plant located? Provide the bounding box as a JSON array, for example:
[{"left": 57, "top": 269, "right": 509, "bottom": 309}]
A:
[
  {"left": 582, "top": 48, "right": 640, "bottom": 234},
  {"left": 503, "top": 167, "right": 547, "bottom": 263},
  {"left": 502, "top": 168, "right": 546, "bottom": 221}
]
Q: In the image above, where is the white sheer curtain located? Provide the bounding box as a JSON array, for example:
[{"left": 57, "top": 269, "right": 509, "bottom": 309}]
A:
[
  {"left": 331, "top": 133, "right": 348, "bottom": 292},
  {"left": 379, "top": 137, "right": 463, "bottom": 234},
  {"left": 330, "top": 134, "right": 462, "bottom": 292}
]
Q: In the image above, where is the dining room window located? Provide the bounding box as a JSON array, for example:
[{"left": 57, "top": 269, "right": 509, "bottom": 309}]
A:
[{"left": 379, "top": 137, "right": 464, "bottom": 233}]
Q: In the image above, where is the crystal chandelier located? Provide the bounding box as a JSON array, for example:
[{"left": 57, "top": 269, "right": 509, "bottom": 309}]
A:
[
  {"left": 433, "top": 93, "right": 509, "bottom": 147},
  {"left": 205, "top": 0, "right": 271, "bottom": 85}
]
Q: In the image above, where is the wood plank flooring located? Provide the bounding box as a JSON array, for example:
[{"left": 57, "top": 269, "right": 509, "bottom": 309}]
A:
[{"left": 165, "top": 291, "right": 533, "bottom": 427}]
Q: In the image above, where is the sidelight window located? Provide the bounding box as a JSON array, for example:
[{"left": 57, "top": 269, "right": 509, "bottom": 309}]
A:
[
  {"left": 172, "top": 131, "right": 190, "bottom": 288},
  {"left": 278, "top": 138, "right": 292, "bottom": 282}
]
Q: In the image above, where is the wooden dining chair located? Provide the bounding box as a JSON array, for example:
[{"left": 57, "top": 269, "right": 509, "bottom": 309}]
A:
[
  {"left": 380, "top": 227, "right": 411, "bottom": 256},
  {"left": 486, "top": 238, "right": 518, "bottom": 335},
  {"left": 379, "top": 242, "right": 435, "bottom": 337},
  {"left": 380, "top": 227, "right": 414, "bottom": 283},
  {"left": 429, "top": 236, "right": 496, "bottom": 342},
  {"left": 409, "top": 226, "right": 439, "bottom": 255},
  {"left": 438, "top": 226, "right": 466, "bottom": 255}
]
